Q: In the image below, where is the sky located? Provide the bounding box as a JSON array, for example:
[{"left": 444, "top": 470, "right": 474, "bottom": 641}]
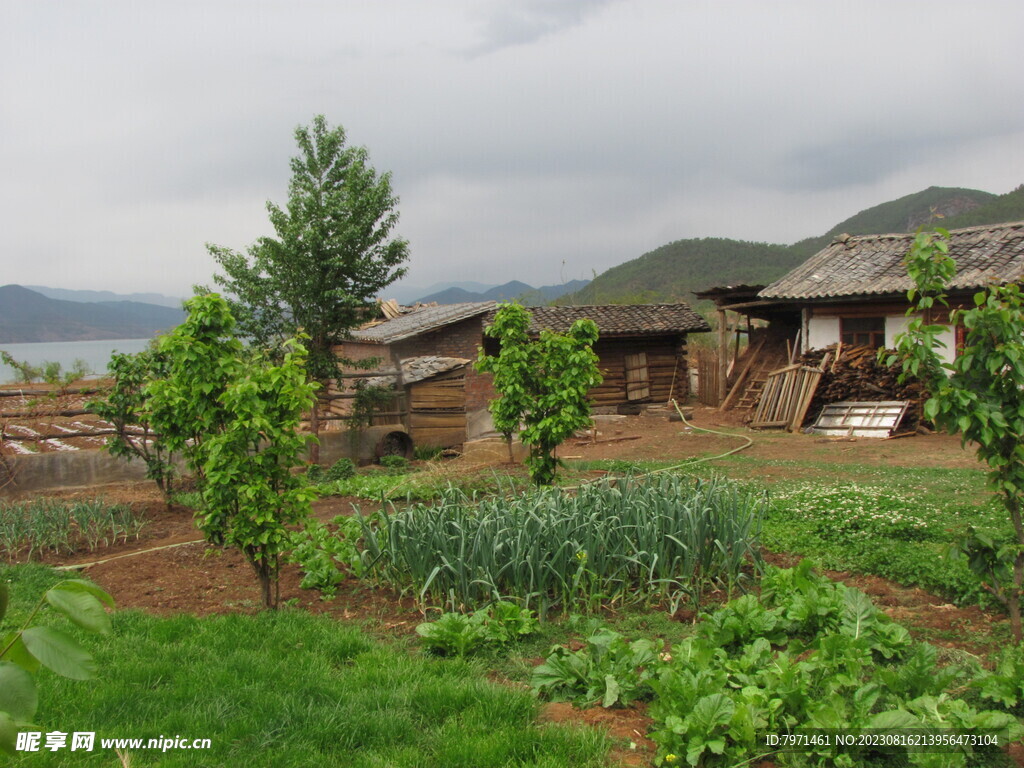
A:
[{"left": 2, "top": 0, "right": 1022, "bottom": 300}]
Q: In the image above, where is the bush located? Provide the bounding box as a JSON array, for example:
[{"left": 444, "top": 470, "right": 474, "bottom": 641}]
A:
[
  {"left": 325, "top": 458, "right": 356, "bottom": 482},
  {"left": 379, "top": 455, "right": 409, "bottom": 472}
]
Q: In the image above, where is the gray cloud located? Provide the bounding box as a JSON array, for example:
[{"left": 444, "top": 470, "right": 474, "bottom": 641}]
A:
[
  {"left": 1, "top": 1, "right": 1022, "bottom": 298},
  {"left": 468, "top": 0, "right": 620, "bottom": 55}
]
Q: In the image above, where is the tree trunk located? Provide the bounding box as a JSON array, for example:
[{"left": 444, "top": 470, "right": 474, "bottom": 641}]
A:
[
  {"left": 309, "top": 396, "right": 320, "bottom": 464},
  {"left": 1008, "top": 495, "right": 1023, "bottom": 645}
]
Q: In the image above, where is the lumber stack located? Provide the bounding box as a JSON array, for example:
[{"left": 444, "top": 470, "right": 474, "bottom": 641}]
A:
[{"left": 794, "top": 344, "right": 926, "bottom": 430}]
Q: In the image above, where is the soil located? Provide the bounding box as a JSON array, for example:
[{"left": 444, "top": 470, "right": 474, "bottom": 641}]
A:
[
  {"left": 4, "top": 408, "right": 1017, "bottom": 767},
  {"left": 0, "top": 384, "right": 113, "bottom": 455}
]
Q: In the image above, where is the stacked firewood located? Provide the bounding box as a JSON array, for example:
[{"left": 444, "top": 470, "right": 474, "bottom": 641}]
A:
[{"left": 795, "top": 344, "right": 927, "bottom": 430}]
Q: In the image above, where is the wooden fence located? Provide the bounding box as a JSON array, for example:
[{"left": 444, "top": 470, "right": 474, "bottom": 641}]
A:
[{"left": 694, "top": 350, "right": 720, "bottom": 407}]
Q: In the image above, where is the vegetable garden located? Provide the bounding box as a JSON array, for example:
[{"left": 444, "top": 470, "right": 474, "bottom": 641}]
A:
[{"left": 3, "top": 433, "right": 1024, "bottom": 766}]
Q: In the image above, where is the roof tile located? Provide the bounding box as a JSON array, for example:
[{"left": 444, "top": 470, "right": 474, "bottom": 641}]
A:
[{"left": 760, "top": 221, "right": 1024, "bottom": 299}]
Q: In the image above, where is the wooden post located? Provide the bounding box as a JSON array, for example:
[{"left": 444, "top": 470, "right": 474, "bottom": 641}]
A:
[{"left": 717, "top": 309, "right": 728, "bottom": 402}]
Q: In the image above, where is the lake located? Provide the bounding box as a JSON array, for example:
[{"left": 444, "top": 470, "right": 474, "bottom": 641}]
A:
[{"left": 0, "top": 338, "right": 153, "bottom": 383}]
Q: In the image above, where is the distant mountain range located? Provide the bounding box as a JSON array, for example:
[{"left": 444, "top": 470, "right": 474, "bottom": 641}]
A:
[
  {"left": 416, "top": 279, "right": 590, "bottom": 305},
  {"left": 0, "top": 285, "right": 186, "bottom": 343},
  {"left": 560, "top": 184, "right": 1024, "bottom": 307},
  {"left": 11, "top": 183, "right": 1023, "bottom": 341},
  {"left": 25, "top": 285, "right": 185, "bottom": 309}
]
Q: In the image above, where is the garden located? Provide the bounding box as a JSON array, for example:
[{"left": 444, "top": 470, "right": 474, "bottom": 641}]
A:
[
  {"left": 2, "top": 417, "right": 1024, "bottom": 767},
  {"left": 3, "top": 234, "right": 1024, "bottom": 766}
]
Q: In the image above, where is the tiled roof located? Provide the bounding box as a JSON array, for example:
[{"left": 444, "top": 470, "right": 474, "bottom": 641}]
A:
[
  {"left": 485, "top": 303, "right": 711, "bottom": 336},
  {"left": 351, "top": 302, "right": 495, "bottom": 343},
  {"left": 400, "top": 356, "right": 469, "bottom": 384},
  {"left": 760, "top": 221, "right": 1024, "bottom": 300},
  {"left": 363, "top": 356, "right": 469, "bottom": 388}
]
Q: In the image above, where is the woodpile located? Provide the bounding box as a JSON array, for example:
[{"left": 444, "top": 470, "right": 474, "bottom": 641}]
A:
[{"left": 794, "top": 344, "right": 926, "bottom": 430}]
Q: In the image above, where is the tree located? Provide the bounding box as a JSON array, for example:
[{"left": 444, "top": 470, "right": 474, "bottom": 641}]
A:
[
  {"left": 146, "top": 294, "right": 319, "bottom": 609},
  {"left": 89, "top": 346, "right": 176, "bottom": 502},
  {"left": 886, "top": 229, "right": 1024, "bottom": 643},
  {"left": 205, "top": 115, "right": 409, "bottom": 460},
  {"left": 477, "top": 303, "right": 603, "bottom": 485}
]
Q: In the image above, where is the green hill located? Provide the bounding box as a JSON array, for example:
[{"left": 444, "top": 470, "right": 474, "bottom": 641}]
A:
[
  {"left": 941, "top": 184, "right": 1024, "bottom": 229},
  {"left": 559, "top": 185, "right": 1020, "bottom": 306},
  {"left": 562, "top": 238, "right": 800, "bottom": 306}
]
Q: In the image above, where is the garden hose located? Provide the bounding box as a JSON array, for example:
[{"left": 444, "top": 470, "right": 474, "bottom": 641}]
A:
[{"left": 574, "top": 400, "right": 753, "bottom": 487}]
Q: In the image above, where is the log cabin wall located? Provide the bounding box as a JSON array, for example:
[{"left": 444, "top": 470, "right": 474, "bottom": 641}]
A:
[
  {"left": 407, "top": 368, "right": 467, "bottom": 448},
  {"left": 588, "top": 336, "right": 688, "bottom": 408},
  {"left": 478, "top": 334, "right": 689, "bottom": 409}
]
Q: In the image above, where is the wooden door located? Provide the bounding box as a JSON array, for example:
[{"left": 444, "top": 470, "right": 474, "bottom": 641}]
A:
[{"left": 624, "top": 352, "right": 650, "bottom": 401}]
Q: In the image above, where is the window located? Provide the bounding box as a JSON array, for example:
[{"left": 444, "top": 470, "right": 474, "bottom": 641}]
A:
[{"left": 840, "top": 317, "right": 885, "bottom": 349}]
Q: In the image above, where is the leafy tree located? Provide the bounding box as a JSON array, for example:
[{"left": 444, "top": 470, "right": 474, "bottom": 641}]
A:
[
  {"left": 89, "top": 346, "right": 176, "bottom": 501},
  {"left": 146, "top": 294, "right": 319, "bottom": 609},
  {"left": 477, "top": 303, "right": 602, "bottom": 485},
  {"left": 886, "top": 229, "right": 1024, "bottom": 643},
  {"left": 204, "top": 115, "right": 409, "bottom": 460},
  {"left": 0, "top": 579, "right": 113, "bottom": 754}
]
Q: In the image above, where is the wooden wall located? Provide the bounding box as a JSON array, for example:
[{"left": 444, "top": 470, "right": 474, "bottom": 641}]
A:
[
  {"left": 589, "top": 337, "right": 687, "bottom": 409},
  {"left": 408, "top": 368, "right": 466, "bottom": 448}
]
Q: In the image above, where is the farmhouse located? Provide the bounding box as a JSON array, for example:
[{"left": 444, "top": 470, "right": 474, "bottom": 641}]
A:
[
  {"left": 698, "top": 221, "right": 1024, "bottom": 406},
  {"left": 334, "top": 301, "right": 710, "bottom": 448}
]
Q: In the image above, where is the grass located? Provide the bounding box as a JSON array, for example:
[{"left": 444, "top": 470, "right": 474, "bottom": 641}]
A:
[{"left": 1, "top": 564, "right": 609, "bottom": 768}]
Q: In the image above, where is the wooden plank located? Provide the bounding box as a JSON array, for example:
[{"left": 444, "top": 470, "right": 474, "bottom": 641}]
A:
[
  {"left": 720, "top": 338, "right": 767, "bottom": 411},
  {"left": 410, "top": 412, "right": 466, "bottom": 429},
  {"left": 624, "top": 351, "right": 650, "bottom": 401}
]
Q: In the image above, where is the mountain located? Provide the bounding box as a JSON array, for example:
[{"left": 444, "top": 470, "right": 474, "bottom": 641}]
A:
[
  {"left": 415, "top": 279, "right": 589, "bottom": 305},
  {"left": 559, "top": 185, "right": 1020, "bottom": 306},
  {"left": 0, "top": 285, "right": 186, "bottom": 343},
  {"left": 381, "top": 280, "right": 496, "bottom": 305},
  {"left": 25, "top": 285, "right": 185, "bottom": 309},
  {"left": 561, "top": 239, "right": 801, "bottom": 306}
]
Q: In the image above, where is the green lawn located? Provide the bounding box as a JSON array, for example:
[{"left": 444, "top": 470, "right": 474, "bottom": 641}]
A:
[{"left": 2, "top": 565, "right": 608, "bottom": 768}]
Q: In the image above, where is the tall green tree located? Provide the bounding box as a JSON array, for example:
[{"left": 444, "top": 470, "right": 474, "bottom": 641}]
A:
[
  {"left": 146, "top": 294, "right": 319, "bottom": 609},
  {"left": 205, "top": 115, "right": 409, "bottom": 459},
  {"left": 477, "top": 303, "right": 602, "bottom": 485},
  {"left": 886, "top": 229, "right": 1024, "bottom": 644}
]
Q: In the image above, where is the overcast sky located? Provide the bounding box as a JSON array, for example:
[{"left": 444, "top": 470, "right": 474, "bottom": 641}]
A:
[{"left": 2, "top": 0, "right": 1022, "bottom": 299}]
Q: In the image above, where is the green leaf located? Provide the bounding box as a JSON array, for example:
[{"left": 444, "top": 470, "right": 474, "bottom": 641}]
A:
[
  {"left": 0, "top": 633, "right": 39, "bottom": 673},
  {"left": 690, "top": 693, "right": 735, "bottom": 732},
  {"left": 0, "top": 711, "right": 18, "bottom": 756},
  {"left": 60, "top": 580, "right": 115, "bottom": 608},
  {"left": 0, "top": 584, "right": 7, "bottom": 624},
  {"left": 45, "top": 583, "right": 112, "bottom": 635},
  {"left": 602, "top": 674, "right": 621, "bottom": 708},
  {"left": 20, "top": 627, "right": 97, "bottom": 680},
  {"left": 866, "top": 709, "right": 920, "bottom": 730},
  {"left": 0, "top": 662, "right": 37, "bottom": 723}
]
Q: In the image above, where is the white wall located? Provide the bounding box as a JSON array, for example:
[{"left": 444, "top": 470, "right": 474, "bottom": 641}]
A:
[
  {"left": 886, "top": 315, "right": 956, "bottom": 366},
  {"left": 807, "top": 316, "right": 839, "bottom": 350},
  {"left": 807, "top": 312, "right": 956, "bottom": 365}
]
